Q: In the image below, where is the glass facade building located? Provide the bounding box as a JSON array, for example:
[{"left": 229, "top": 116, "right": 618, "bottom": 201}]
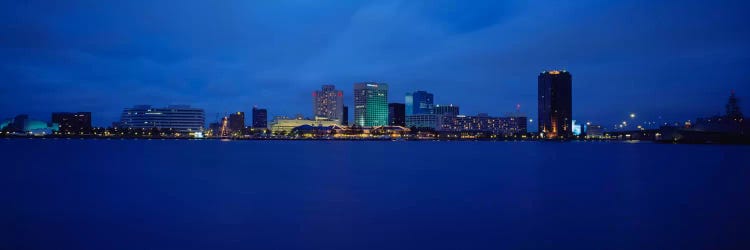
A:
[
  {"left": 119, "top": 105, "right": 205, "bottom": 132},
  {"left": 434, "top": 104, "right": 459, "bottom": 116},
  {"left": 538, "top": 70, "right": 573, "bottom": 138},
  {"left": 313, "top": 85, "right": 344, "bottom": 123},
  {"left": 353, "top": 82, "right": 388, "bottom": 127},
  {"left": 388, "top": 103, "right": 406, "bottom": 126},
  {"left": 405, "top": 91, "right": 434, "bottom": 115}
]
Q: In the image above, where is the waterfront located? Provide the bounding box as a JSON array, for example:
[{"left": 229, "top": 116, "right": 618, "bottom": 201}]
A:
[{"left": 2, "top": 140, "right": 749, "bottom": 249}]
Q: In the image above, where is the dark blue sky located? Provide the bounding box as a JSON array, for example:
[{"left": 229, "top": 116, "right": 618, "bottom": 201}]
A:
[{"left": 2, "top": 0, "right": 749, "bottom": 129}]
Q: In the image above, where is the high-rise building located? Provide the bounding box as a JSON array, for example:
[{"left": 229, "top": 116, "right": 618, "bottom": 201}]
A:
[
  {"left": 388, "top": 103, "right": 406, "bottom": 126},
  {"left": 538, "top": 70, "right": 573, "bottom": 138},
  {"left": 405, "top": 91, "right": 434, "bottom": 115},
  {"left": 353, "top": 82, "right": 388, "bottom": 127},
  {"left": 313, "top": 85, "right": 344, "bottom": 123},
  {"left": 252, "top": 107, "right": 268, "bottom": 129},
  {"left": 119, "top": 105, "right": 205, "bottom": 132},
  {"left": 228, "top": 112, "right": 245, "bottom": 132},
  {"left": 52, "top": 112, "right": 92, "bottom": 134},
  {"left": 434, "top": 104, "right": 459, "bottom": 116},
  {"left": 342, "top": 106, "right": 349, "bottom": 126}
]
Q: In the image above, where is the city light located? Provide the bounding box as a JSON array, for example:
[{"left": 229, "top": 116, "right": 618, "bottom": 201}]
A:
[{"left": 630, "top": 113, "right": 636, "bottom": 119}]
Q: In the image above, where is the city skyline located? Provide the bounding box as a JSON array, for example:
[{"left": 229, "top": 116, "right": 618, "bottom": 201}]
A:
[{"left": 1, "top": 1, "right": 749, "bottom": 128}]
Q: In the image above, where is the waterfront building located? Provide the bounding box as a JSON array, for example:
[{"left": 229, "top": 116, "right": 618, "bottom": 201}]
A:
[
  {"left": 228, "top": 112, "right": 245, "bottom": 132},
  {"left": 388, "top": 103, "right": 406, "bottom": 126},
  {"left": 586, "top": 125, "right": 604, "bottom": 139},
  {"left": 119, "top": 105, "right": 205, "bottom": 133},
  {"left": 51, "top": 112, "right": 92, "bottom": 134},
  {"left": 434, "top": 104, "right": 459, "bottom": 116},
  {"left": 406, "top": 114, "right": 444, "bottom": 130},
  {"left": 252, "top": 107, "right": 268, "bottom": 129},
  {"left": 405, "top": 91, "right": 434, "bottom": 115},
  {"left": 440, "top": 113, "right": 527, "bottom": 136},
  {"left": 353, "top": 82, "right": 388, "bottom": 127},
  {"left": 538, "top": 70, "right": 573, "bottom": 138},
  {"left": 0, "top": 114, "right": 58, "bottom": 135},
  {"left": 313, "top": 85, "right": 344, "bottom": 123},
  {"left": 342, "top": 106, "right": 349, "bottom": 126},
  {"left": 270, "top": 117, "right": 340, "bottom": 134}
]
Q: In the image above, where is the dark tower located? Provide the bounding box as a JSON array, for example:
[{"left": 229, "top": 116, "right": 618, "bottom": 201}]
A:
[
  {"left": 388, "top": 103, "right": 406, "bottom": 126},
  {"left": 538, "top": 70, "right": 572, "bottom": 139},
  {"left": 342, "top": 106, "right": 349, "bottom": 126},
  {"left": 252, "top": 107, "right": 268, "bottom": 129}
]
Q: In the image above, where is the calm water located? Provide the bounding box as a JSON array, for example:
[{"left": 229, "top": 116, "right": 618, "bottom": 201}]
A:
[{"left": 1, "top": 139, "right": 749, "bottom": 250}]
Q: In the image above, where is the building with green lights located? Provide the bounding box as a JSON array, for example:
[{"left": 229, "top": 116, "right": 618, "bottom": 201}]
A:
[
  {"left": 0, "top": 115, "right": 59, "bottom": 135},
  {"left": 353, "top": 82, "right": 388, "bottom": 127}
]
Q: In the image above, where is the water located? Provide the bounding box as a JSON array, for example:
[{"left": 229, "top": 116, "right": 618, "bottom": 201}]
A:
[{"left": 2, "top": 139, "right": 749, "bottom": 250}]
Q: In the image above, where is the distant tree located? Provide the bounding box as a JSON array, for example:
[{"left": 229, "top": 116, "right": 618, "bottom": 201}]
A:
[{"left": 726, "top": 91, "right": 743, "bottom": 121}]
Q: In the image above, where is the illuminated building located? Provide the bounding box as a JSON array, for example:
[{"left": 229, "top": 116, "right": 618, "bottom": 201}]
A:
[
  {"left": 313, "top": 85, "right": 344, "bottom": 123},
  {"left": 228, "top": 112, "right": 245, "bottom": 132},
  {"left": 342, "top": 106, "right": 349, "bottom": 126},
  {"left": 441, "top": 113, "right": 527, "bottom": 136},
  {"left": 572, "top": 120, "right": 583, "bottom": 136},
  {"left": 434, "top": 104, "right": 459, "bottom": 116},
  {"left": 405, "top": 91, "right": 434, "bottom": 115},
  {"left": 388, "top": 103, "right": 406, "bottom": 126},
  {"left": 586, "top": 125, "right": 604, "bottom": 139},
  {"left": 51, "top": 112, "right": 92, "bottom": 134},
  {"left": 538, "top": 70, "right": 573, "bottom": 138},
  {"left": 353, "top": 82, "right": 388, "bottom": 127},
  {"left": 119, "top": 105, "right": 205, "bottom": 133},
  {"left": 270, "top": 117, "right": 340, "bottom": 133},
  {"left": 252, "top": 107, "right": 268, "bottom": 129},
  {"left": 406, "top": 114, "right": 444, "bottom": 130},
  {"left": 0, "top": 114, "right": 59, "bottom": 135}
]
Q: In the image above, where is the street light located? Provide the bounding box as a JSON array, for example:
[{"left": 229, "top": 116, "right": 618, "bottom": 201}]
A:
[{"left": 630, "top": 113, "right": 636, "bottom": 119}]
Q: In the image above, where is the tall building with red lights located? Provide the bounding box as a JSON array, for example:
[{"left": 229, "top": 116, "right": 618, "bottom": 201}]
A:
[{"left": 313, "top": 85, "right": 344, "bottom": 124}]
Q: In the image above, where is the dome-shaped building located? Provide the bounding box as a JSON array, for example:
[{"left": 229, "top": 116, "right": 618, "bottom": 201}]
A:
[{"left": 0, "top": 115, "right": 59, "bottom": 135}]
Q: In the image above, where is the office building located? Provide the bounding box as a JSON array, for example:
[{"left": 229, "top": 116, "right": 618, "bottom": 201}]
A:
[
  {"left": 313, "top": 85, "right": 344, "bottom": 123},
  {"left": 434, "top": 104, "right": 459, "bottom": 116},
  {"left": 441, "top": 113, "right": 527, "bottom": 136},
  {"left": 353, "top": 82, "right": 388, "bottom": 127},
  {"left": 388, "top": 103, "right": 406, "bottom": 126},
  {"left": 586, "top": 125, "right": 604, "bottom": 139},
  {"left": 228, "top": 112, "right": 245, "bottom": 132},
  {"left": 252, "top": 107, "right": 268, "bottom": 129},
  {"left": 405, "top": 91, "right": 434, "bottom": 115},
  {"left": 406, "top": 114, "right": 444, "bottom": 130},
  {"left": 538, "top": 70, "right": 573, "bottom": 138},
  {"left": 119, "top": 105, "right": 205, "bottom": 133},
  {"left": 52, "top": 112, "right": 92, "bottom": 134},
  {"left": 342, "top": 106, "right": 349, "bottom": 126}
]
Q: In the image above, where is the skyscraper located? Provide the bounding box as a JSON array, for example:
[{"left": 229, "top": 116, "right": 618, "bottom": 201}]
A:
[
  {"left": 354, "top": 82, "right": 388, "bottom": 127},
  {"left": 342, "top": 106, "right": 349, "bottom": 126},
  {"left": 538, "top": 70, "right": 573, "bottom": 139},
  {"left": 252, "top": 107, "right": 268, "bottom": 129},
  {"left": 405, "top": 91, "right": 434, "bottom": 115},
  {"left": 313, "top": 85, "right": 344, "bottom": 123},
  {"left": 228, "top": 112, "right": 245, "bottom": 132},
  {"left": 388, "top": 103, "right": 406, "bottom": 126}
]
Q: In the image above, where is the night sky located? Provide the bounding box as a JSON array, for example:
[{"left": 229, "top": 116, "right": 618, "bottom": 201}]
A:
[{"left": 2, "top": 0, "right": 749, "bottom": 129}]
